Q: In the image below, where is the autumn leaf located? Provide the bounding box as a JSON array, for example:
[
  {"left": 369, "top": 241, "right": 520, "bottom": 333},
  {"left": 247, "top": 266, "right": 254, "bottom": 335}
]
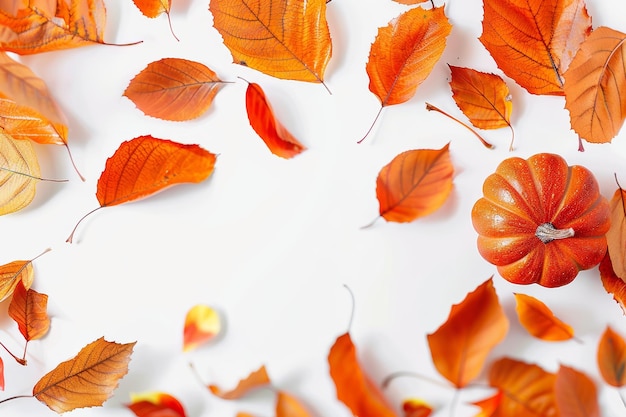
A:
[
  {"left": 480, "top": 0, "right": 591, "bottom": 95},
  {"left": 328, "top": 333, "right": 398, "bottom": 417},
  {"left": 448, "top": 66, "right": 514, "bottom": 149},
  {"left": 0, "top": 130, "right": 40, "bottom": 215},
  {"left": 132, "top": 0, "right": 178, "bottom": 41},
  {"left": 127, "top": 391, "right": 187, "bottom": 417},
  {"left": 402, "top": 399, "right": 433, "bottom": 417},
  {"left": 0, "top": 254, "right": 35, "bottom": 302},
  {"left": 183, "top": 304, "right": 221, "bottom": 352},
  {"left": 0, "top": 98, "right": 64, "bottom": 144},
  {"left": 599, "top": 252, "right": 626, "bottom": 314},
  {"left": 208, "top": 365, "right": 271, "bottom": 399},
  {"left": 9, "top": 279, "right": 49, "bottom": 342},
  {"left": 488, "top": 357, "right": 558, "bottom": 416},
  {"left": 276, "top": 391, "right": 313, "bottom": 417},
  {"left": 597, "top": 326, "right": 626, "bottom": 387},
  {"left": 555, "top": 365, "right": 600, "bottom": 417},
  {"left": 471, "top": 392, "right": 502, "bottom": 417},
  {"left": 607, "top": 182, "right": 626, "bottom": 280},
  {"left": 514, "top": 293, "right": 576, "bottom": 341},
  {"left": 67, "top": 136, "right": 217, "bottom": 242},
  {"left": 361, "top": 5, "right": 451, "bottom": 142},
  {"left": 369, "top": 144, "right": 453, "bottom": 225},
  {"left": 33, "top": 337, "right": 135, "bottom": 413},
  {"left": 245, "top": 82, "right": 306, "bottom": 159},
  {"left": 427, "top": 277, "right": 508, "bottom": 388},
  {"left": 124, "top": 58, "right": 226, "bottom": 121},
  {"left": 564, "top": 27, "right": 626, "bottom": 143},
  {"left": 209, "top": 0, "right": 331, "bottom": 87}
]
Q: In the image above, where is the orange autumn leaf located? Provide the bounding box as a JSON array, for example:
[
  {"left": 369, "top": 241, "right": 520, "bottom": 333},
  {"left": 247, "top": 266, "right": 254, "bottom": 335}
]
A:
[
  {"left": 8, "top": 279, "right": 49, "bottom": 342},
  {"left": 67, "top": 136, "right": 216, "bottom": 242},
  {"left": 597, "top": 326, "right": 626, "bottom": 387},
  {"left": 606, "top": 183, "right": 626, "bottom": 280},
  {"left": 402, "top": 399, "right": 433, "bottom": 417},
  {"left": 514, "top": 293, "right": 576, "bottom": 341},
  {"left": 183, "top": 304, "right": 221, "bottom": 352},
  {"left": 372, "top": 144, "right": 453, "bottom": 225},
  {"left": 124, "top": 58, "right": 225, "bottom": 121},
  {"left": 361, "top": 6, "right": 451, "bottom": 141},
  {"left": 209, "top": 365, "right": 271, "bottom": 399},
  {"left": 0, "top": 248, "right": 48, "bottom": 302},
  {"left": 127, "top": 391, "right": 187, "bottom": 417},
  {"left": 0, "top": 98, "right": 63, "bottom": 144},
  {"left": 276, "top": 391, "right": 313, "bottom": 417},
  {"left": 471, "top": 391, "right": 502, "bottom": 417},
  {"left": 33, "top": 337, "right": 135, "bottom": 413},
  {"left": 328, "top": 333, "right": 398, "bottom": 417},
  {"left": 480, "top": 0, "right": 591, "bottom": 95},
  {"left": 564, "top": 27, "right": 626, "bottom": 143},
  {"left": 555, "top": 365, "right": 600, "bottom": 417},
  {"left": 427, "top": 278, "right": 508, "bottom": 388},
  {"left": 209, "top": 0, "right": 331, "bottom": 85},
  {"left": 245, "top": 82, "right": 306, "bottom": 159},
  {"left": 599, "top": 252, "right": 626, "bottom": 314},
  {"left": 488, "top": 357, "right": 558, "bottom": 416},
  {"left": 132, "top": 0, "right": 178, "bottom": 40}
]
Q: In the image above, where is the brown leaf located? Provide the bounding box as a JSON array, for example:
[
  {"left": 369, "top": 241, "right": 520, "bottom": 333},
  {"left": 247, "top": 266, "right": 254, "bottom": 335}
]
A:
[
  {"left": 555, "top": 365, "right": 600, "bottom": 417},
  {"left": 209, "top": 365, "right": 271, "bottom": 399},
  {"left": 599, "top": 252, "right": 626, "bottom": 314},
  {"left": 8, "top": 279, "right": 49, "bottom": 342},
  {"left": 514, "top": 293, "right": 576, "bottom": 341},
  {"left": 372, "top": 144, "right": 453, "bottom": 224},
  {"left": 480, "top": 0, "right": 591, "bottom": 95},
  {"left": 124, "top": 58, "right": 225, "bottom": 121},
  {"left": 597, "top": 326, "right": 626, "bottom": 387},
  {"left": 328, "top": 333, "right": 398, "bottom": 417},
  {"left": 276, "top": 391, "right": 313, "bottom": 417},
  {"left": 33, "top": 337, "right": 135, "bottom": 413},
  {"left": 209, "top": 0, "right": 331, "bottom": 85},
  {"left": 564, "top": 27, "right": 626, "bottom": 143},
  {"left": 245, "top": 82, "right": 306, "bottom": 159},
  {"left": 427, "top": 278, "right": 509, "bottom": 388}
]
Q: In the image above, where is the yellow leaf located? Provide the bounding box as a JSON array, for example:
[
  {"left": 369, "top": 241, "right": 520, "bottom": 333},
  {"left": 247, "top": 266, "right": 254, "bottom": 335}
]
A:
[{"left": 0, "top": 130, "right": 40, "bottom": 215}]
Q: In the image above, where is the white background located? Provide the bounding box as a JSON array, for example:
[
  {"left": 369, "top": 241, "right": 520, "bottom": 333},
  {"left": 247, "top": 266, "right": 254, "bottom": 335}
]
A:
[{"left": 1, "top": 0, "right": 626, "bottom": 415}]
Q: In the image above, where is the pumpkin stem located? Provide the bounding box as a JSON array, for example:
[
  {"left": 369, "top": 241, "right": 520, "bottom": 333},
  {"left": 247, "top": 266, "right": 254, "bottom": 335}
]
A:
[{"left": 535, "top": 223, "right": 575, "bottom": 243}]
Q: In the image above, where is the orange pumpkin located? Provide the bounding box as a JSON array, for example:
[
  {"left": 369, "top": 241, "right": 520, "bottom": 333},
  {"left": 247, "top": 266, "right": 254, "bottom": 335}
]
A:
[{"left": 471, "top": 153, "right": 610, "bottom": 287}]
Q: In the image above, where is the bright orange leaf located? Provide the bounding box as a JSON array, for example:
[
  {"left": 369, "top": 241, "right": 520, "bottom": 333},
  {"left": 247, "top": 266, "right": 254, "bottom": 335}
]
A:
[
  {"left": 564, "top": 27, "right": 626, "bottom": 143},
  {"left": 606, "top": 183, "right": 626, "bottom": 280},
  {"left": 67, "top": 136, "right": 217, "bottom": 242},
  {"left": 209, "top": 0, "right": 331, "bottom": 85},
  {"left": 208, "top": 365, "right": 271, "bottom": 400},
  {"left": 132, "top": 0, "right": 178, "bottom": 40},
  {"left": 597, "top": 326, "right": 626, "bottom": 387},
  {"left": 488, "top": 357, "right": 557, "bottom": 416},
  {"left": 361, "top": 5, "right": 451, "bottom": 141},
  {"left": 127, "top": 391, "right": 187, "bottom": 417},
  {"left": 0, "top": 98, "right": 63, "bottom": 145},
  {"left": 124, "top": 58, "right": 225, "bottom": 121},
  {"left": 183, "top": 304, "right": 221, "bottom": 352},
  {"left": 471, "top": 391, "right": 502, "bottom": 417},
  {"left": 555, "top": 365, "right": 600, "bottom": 417},
  {"left": 514, "top": 293, "right": 575, "bottom": 341},
  {"left": 427, "top": 277, "right": 509, "bottom": 388},
  {"left": 245, "top": 82, "right": 306, "bottom": 159},
  {"left": 402, "top": 399, "right": 433, "bottom": 417},
  {"left": 276, "top": 391, "right": 313, "bottom": 417},
  {"left": 328, "top": 333, "right": 398, "bottom": 417},
  {"left": 599, "top": 252, "right": 626, "bottom": 314},
  {"left": 8, "top": 279, "right": 49, "bottom": 342},
  {"left": 480, "top": 0, "right": 591, "bottom": 95},
  {"left": 33, "top": 337, "right": 135, "bottom": 413},
  {"left": 0, "top": 248, "right": 47, "bottom": 302},
  {"left": 448, "top": 66, "right": 513, "bottom": 148},
  {"left": 371, "top": 144, "right": 453, "bottom": 225}
]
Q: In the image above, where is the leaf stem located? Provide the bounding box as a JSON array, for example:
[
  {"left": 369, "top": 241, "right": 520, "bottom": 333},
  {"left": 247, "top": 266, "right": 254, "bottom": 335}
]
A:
[
  {"left": 425, "top": 102, "right": 493, "bottom": 149},
  {"left": 64, "top": 142, "right": 85, "bottom": 181},
  {"left": 0, "top": 167, "right": 68, "bottom": 182},
  {"left": 0, "top": 394, "right": 33, "bottom": 405},
  {"left": 357, "top": 106, "right": 384, "bottom": 144},
  {"left": 0, "top": 341, "right": 26, "bottom": 365},
  {"left": 342, "top": 284, "right": 356, "bottom": 333},
  {"left": 66, "top": 207, "right": 103, "bottom": 243},
  {"left": 381, "top": 371, "right": 452, "bottom": 390},
  {"left": 165, "top": 11, "right": 180, "bottom": 42}
]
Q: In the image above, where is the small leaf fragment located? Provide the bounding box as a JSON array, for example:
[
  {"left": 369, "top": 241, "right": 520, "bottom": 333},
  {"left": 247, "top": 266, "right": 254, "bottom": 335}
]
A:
[
  {"left": 276, "top": 391, "right": 313, "bottom": 417},
  {"left": 183, "top": 304, "right": 221, "bottom": 352},
  {"left": 402, "top": 398, "right": 433, "bottom": 417},
  {"left": 127, "top": 391, "right": 187, "bottom": 417},
  {"left": 514, "top": 293, "right": 575, "bottom": 341},
  {"left": 597, "top": 326, "right": 626, "bottom": 387},
  {"left": 209, "top": 365, "right": 271, "bottom": 400}
]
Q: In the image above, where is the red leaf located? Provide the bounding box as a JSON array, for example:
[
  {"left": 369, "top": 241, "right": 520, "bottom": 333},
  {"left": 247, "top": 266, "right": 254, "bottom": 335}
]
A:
[{"left": 127, "top": 391, "right": 187, "bottom": 417}]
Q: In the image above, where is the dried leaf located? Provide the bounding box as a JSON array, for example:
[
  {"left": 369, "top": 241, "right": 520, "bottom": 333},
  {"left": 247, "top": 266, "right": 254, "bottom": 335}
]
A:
[
  {"left": 402, "top": 399, "right": 433, "bottom": 417},
  {"left": 124, "top": 58, "right": 225, "bottom": 121},
  {"left": 563, "top": 27, "right": 626, "bottom": 143},
  {"left": 127, "top": 391, "right": 187, "bottom": 417},
  {"left": 514, "top": 293, "right": 575, "bottom": 341},
  {"left": 607, "top": 184, "right": 626, "bottom": 280},
  {"left": 0, "top": 98, "right": 64, "bottom": 144},
  {"left": 0, "top": 131, "right": 40, "bottom": 215},
  {"left": 555, "top": 365, "right": 600, "bottom": 417},
  {"left": 0, "top": 256, "right": 34, "bottom": 302},
  {"left": 8, "top": 280, "right": 49, "bottom": 342},
  {"left": 480, "top": 0, "right": 591, "bottom": 95},
  {"left": 471, "top": 392, "right": 502, "bottom": 417},
  {"left": 245, "top": 82, "right": 306, "bottom": 159},
  {"left": 599, "top": 252, "right": 626, "bottom": 314},
  {"left": 33, "top": 337, "right": 135, "bottom": 413},
  {"left": 427, "top": 278, "right": 508, "bottom": 388},
  {"left": 209, "top": 365, "right": 271, "bottom": 399},
  {"left": 276, "top": 391, "right": 313, "bottom": 417},
  {"left": 373, "top": 144, "right": 453, "bottom": 224},
  {"left": 67, "top": 136, "right": 216, "bottom": 242},
  {"left": 132, "top": 0, "right": 170, "bottom": 18},
  {"left": 328, "top": 333, "right": 398, "bottom": 417},
  {"left": 597, "top": 326, "right": 626, "bottom": 387},
  {"left": 209, "top": 0, "right": 331, "bottom": 85},
  {"left": 488, "top": 357, "right": 558, "bottom": 416},
  {"left": 183, "top": 304, "right": 221, "bottom": 352}
]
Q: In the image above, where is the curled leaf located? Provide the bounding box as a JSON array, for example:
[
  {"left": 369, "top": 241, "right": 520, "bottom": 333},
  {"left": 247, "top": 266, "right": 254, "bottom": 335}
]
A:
[
  {"left": 599, "top": 252, "right": 626, "bottom": 314},
  {"left": 8, "top": 279, "right": 49, "bottom": 342},
  {"left": 555, "top": 365, "right": 600, "bottom": 417},
  {"left": 514, "top": 293, "right": 575, "bottom": 341},
  {"left": 33, "top": 337, "right": 135, "bottom": 413},
  {"left": 127, "top": 391, "right": 187, "bottom": 417},
  {"left": 597, "top": 326, "right": 626, "bottom": 387},
  {"left": 209, "top": 365, "right": 271, "bottom": 399},
  {"left": 183, "top": 304, "right": 221, "bottom": 352}
]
